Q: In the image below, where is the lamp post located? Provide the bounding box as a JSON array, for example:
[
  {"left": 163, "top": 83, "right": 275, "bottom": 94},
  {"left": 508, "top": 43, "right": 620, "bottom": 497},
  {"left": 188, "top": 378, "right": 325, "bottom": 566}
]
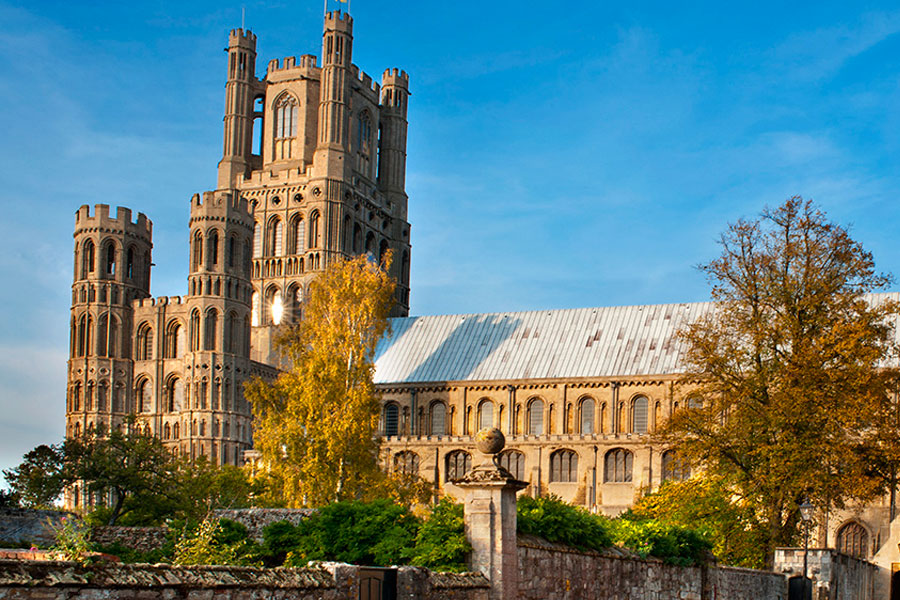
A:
[{"left": 799, "top": 499, "right": 815, "bottom": 600}]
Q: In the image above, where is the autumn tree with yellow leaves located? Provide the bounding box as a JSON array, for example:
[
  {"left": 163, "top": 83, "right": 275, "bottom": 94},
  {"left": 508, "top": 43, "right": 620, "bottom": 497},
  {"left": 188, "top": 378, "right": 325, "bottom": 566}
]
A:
[
  {"left": 660, "top": 197, "right": 900, "bottom": 566},
  {"left": 246, "top": 253, "right": 427, "bottom": 507}
]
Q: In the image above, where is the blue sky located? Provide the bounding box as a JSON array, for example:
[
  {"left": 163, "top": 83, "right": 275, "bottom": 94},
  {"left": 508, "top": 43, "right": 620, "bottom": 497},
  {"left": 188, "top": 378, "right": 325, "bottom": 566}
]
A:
[{"left": 3, "top": 0, "right": 900, "bottom": 473}]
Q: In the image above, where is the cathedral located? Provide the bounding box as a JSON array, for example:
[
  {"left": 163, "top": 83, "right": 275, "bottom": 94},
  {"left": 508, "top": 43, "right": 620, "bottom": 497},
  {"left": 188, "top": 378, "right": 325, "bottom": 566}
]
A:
[{"left": 64, "top": 7, "right": 899, "bottom": 577}]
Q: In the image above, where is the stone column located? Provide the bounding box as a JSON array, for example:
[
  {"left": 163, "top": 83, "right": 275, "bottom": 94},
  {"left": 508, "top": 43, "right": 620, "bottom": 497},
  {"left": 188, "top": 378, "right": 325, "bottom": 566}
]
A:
[{"left": 455, "top": 427, "right": 527, "bottom": 600}]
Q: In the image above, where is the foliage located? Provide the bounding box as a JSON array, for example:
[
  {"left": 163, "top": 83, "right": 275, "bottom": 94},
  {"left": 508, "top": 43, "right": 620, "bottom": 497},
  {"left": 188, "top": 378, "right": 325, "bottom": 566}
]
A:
[
  {"left": 516, "top": 495, "right": 613, "bottom": 551},
  {"left": 264, "top": 499, "right": 420, "bottom": 567},
  {"left": 409, "top": 498, "right": 471, "bottom": 572},
  {"left": 167, "top": 458, "right": 262, "bottom": 521},
  {"left": 611, "top": 519, "right": 712, "bottom": 566},
  {"left": 173, "top": 517, "right": 260, "bottom": 566},
  {"left": 94, "top": 540, "right": 173, "bottom": 564},
  {"left": 49, "top": 515, "right": 93, "bottom": 564},
  {"left": 661, "top": 197, "right": 900, "bottom": 566},
  {"left": 624, "top": 476, "right": 767, "bottom": 568},
  {"left": 3, "top": 444, "right": 65, "bottom": 507},
  {"left": 247, "top": 253, "right": 409, "bottom": 507},
  {"left": 62, "top": 420, "right": 180, "bottom": 525}
]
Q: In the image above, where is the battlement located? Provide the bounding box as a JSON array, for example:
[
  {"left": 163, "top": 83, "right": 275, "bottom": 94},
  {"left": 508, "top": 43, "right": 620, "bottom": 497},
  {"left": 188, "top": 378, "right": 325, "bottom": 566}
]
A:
[
  {"left": 350, "top": 65, "right": 380, "bottom": 95},
  {"left": 134, "top": 295, "right": 186, "bottom": 308},
  {"left": 323, "top": 10, "right": 353, "bottom": 34},
  {"left": 299, "top": 54, "right": 317, "bottom": 69},
  {"left": 228, "top": 28, "right": 257, "bottom": 50},
  {"left": 190, "top": 191, "right": 251, "bottom": 218},
  {"left": 268, "top": 56, "right": 297, "bottom": 72},
  {"left": 382, "top": 68, "right": 409, "bottom": 89},
  {"left": 74, "top": 204, "right": 152, "bottom": 237}
]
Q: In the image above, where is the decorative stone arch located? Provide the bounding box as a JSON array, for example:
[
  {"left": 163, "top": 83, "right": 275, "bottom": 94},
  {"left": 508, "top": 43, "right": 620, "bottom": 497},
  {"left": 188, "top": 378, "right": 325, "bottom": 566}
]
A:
[
  {"left": 445, "top": 449, "right": 472, "bottom": 482},
  {"left": 382, "top": 402, "right": 400, "bottom": 436},
  {"left": 550, "top": 449, "right": 578, "bottom": 483},
  {"left": 631, "top": 395, "right": 649, "bottom": 434},
  {"left": 393, "top": 450, "right": 419, "bottom": 476},
  {"left": 429, "top": 400, "right": 447, "bottom": 435},
  {"left": 604, "top": 448, "right": 633, "bottom": 483},
  {"left": 836, "top": 520, "right": 870, "bottom": 558},
  {"left": 526, "top": 397, "right": 544, "bottom": 435},
  {"left": 477, "top": 398, "right": 494, "bottom": 431},
  {"left": 578, "top": 395, "right": 596, "bottom": 434}
]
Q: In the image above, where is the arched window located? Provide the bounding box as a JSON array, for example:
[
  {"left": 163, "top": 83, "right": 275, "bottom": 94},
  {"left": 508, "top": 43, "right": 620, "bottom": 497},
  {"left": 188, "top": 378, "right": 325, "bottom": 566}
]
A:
[
  {"left": 97, "top": 380, "right": 109, "bottom": 412},
  {"left": 167, "top": 378, "right": 183, "bottom": 412},
  {"left": 77, "top": 315, "right": 90, "bottom": 357},
  {"left": 661, "top": 450, "right": 690, "bottom": 482},
  {"left": 207, "top": 230, "right": 219, "bottom": 267},
  {"left": 273, "top": 93, "right": 299, "bottom": 160},
  {"left": 103, "top": 241, "right": 116, "bottom": 276},
  {"left": 527, "top": 398, "right": 543, "bottom": 435},
  {"left": 192, "top": 230, "right": 203, "bottom": 271},
  {"left": 499, "top": 450, "right": 526, "bottom": 480},
  {"left": 446, "top": 450, "right": 472, "bottom": 482},
  {"left": 173, "top": 421, "right": 180, "bottom": 439},
  {"left": 267, "top": 287, "right": 284, "bottom": 325},
  {"left": 165, "top": 321, "right": 183, "bottom": 359},
  {"left": 290, "top": 286, "right": 303, "bottom": 322},
  {"left": 550, "top": 449, "right": 578, "bottom": 483},
  {"left": 265, "top": 217, "right": 283, "bottom": 257},
  {"left": 478, "top": 399, "right": 494, "bottom": 430},
  {"left": 204, "top": 309, "right": 218, "bottom": 351},
  {"left": 309, "top": 211, "right": 320, "bottom": 249},
  {"left": 365, "top": 232, "right": 376, "bottom": 256},
  {"left": 401, "top": 251, "right": 410, "bottom": 286},
  {"left": 126, "top": 247, "right": 135, "bottom": 279},
  {"left": 353, "top": 224, "right": 362, "bottom": 253},
  {"left": 836, "top": 522, "right": 869, "bottom": 558},
  {"left": 632, "top": 396, "right": 649, "bottom": 434},
  {"left": 253, "top": 222, "right": 262, "bottom": 258},
  {"left": 430, "top": 401, "right": 447, "bottom": 435},
  {"left": 225, "top": 312, "right": 239, "bottom": 353},
  {"left": 580, "top": 397, "right": 595, "bottom": 434},
  {"left": 290, "top": 215, "right": 305, "bottom": 255},
  {"left": 190, "top": 310, "right": 201, "bottom": 351},
  {"left": 137, "top": 379, "right": 152, "bottom": 413},
  {"left": 136, "top": 322, "right": 153, "bottom": 360},
  {"left": 393, "top": 451, "right": 419, "bottom": 476},
  {"left": 604, "top": 448, "right": 633, "bottom": 483},
  {"left": 81, "top": 240, "right": 95, "bottom": 279},
  {"left": 357, "top": 110, "right": 372, "bottom": 174},
  {"left": 97, "top": 314, "right": 118, "bottom": 358},
  {"left": 379, "top": 240, "right": 389, "bottom": 265},
  {"left": 227, "top": 235, "right": 236, "bottom": 268},
  {"left": 383, "top": 403, "right": 399, "bottom": 436}
]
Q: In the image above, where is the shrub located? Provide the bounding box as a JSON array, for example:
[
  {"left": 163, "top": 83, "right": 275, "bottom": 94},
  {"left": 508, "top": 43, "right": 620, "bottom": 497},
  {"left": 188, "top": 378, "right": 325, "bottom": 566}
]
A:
[
  {"left": 173, "top": 517, "right": 260, "bottom": 566},
  {"left": 49, "top": 516, "right": 93, "bottom": 564},
  {"left": 516, "top": 495, "right": 613, "bottom": 551},
  {"left": 277, "top": 499, "right": 420, "bottom": 567},
  {"left": 612, "top": 519, "right": 712, "bottom": 566},
  {"left": 409, "top": 498, "right": 471, "bottom": 572}
]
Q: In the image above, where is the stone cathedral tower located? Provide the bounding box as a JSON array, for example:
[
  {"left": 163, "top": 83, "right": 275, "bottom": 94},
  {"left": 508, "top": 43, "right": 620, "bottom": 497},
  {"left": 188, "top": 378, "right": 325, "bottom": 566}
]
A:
[{"left": 64, "top": 8, "right": 411, "bottom": 498}]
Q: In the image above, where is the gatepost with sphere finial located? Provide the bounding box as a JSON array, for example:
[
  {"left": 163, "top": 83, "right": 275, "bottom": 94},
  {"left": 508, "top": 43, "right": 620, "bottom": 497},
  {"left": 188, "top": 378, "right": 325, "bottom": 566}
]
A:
[{"left": 454, "top": 427, "right": 527, "bottom": 600}]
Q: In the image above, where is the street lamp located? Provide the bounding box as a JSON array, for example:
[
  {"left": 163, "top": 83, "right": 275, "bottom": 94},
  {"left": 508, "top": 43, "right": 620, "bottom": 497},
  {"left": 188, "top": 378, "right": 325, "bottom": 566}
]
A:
[{"left": 799, "top": 499, "right": 815, "bottom": 600}]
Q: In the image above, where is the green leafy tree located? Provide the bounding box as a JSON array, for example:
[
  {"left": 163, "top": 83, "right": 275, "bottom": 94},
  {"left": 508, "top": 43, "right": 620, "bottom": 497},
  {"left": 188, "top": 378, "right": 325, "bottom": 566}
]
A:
[
  {"left": 246, "top": 253, "right": 423, "bottom": 506},
  {"left": 516, "top": 495, "right": 613, "bottom": 551},
  {"left": 3, "top": 444, "right": 64, "bottom": 507},
  {"left": 623, "top": 476, "right": 763, "bottom": 567},
  {"left": 409, "top": 498, "right": 472, "bottom": 572},
  {"left": 63, "top": 422, "right": 179, "bottom": 525},
  {"left": 661, "top": 197, "right": 900, "bottom": 565}
]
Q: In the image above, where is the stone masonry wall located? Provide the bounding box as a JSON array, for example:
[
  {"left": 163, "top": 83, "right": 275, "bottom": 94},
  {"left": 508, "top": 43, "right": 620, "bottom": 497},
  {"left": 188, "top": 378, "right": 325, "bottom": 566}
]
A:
[
  {"left": 0, "top": 508, "right": 75, "bottom": 547},
  {"left": 774, "top": 548, "right": 877, "bottom": 600},
  {"left": 91, "top": 525, "right": 168, "bottom": 552},
  {"left": 518, "top": 536, "right": 788, "bottom": 600},
  {"left": 213, "top": 508, "right": 315, "bottom": 541},
  {"left": 0, "top": 559, "right": 489, "bottom": 600}
]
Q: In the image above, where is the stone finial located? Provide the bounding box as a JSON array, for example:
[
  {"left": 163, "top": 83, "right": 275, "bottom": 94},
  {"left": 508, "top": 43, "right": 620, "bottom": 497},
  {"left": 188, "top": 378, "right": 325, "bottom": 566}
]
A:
[{"left": 458, "top": 428, "right": 526, "bottom": 486}]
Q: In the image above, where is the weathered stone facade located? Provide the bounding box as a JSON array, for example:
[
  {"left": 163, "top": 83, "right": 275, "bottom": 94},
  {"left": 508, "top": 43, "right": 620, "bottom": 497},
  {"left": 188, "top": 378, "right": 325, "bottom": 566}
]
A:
[
  {"left": 63, "top": 8, "right": 411, "bottom": 505},
  {"left": 0, "top": 509, "right": 75, "bottom": 547},
  {"left": 774, "top": 548, "right": 877, "bottom": 600}
]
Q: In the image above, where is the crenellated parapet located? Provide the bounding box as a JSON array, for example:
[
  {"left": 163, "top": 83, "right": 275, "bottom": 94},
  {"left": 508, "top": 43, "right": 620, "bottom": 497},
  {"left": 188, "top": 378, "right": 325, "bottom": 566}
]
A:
[
  {"left": 74, "top": 204, "right": 152, "bottom": 242},
  {"left": 323, "top": 10, "right": 353, "bottom": 34},
  {"left": 227, "top": 28, "right": 257, "bottom": 51},
  {"left": 189, "top": 192, "right": 253, "bottom": 229}
]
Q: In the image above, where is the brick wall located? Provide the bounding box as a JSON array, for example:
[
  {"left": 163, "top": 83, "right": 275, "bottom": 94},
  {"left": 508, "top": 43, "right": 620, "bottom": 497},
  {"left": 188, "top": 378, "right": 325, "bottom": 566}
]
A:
[{"left": 0, "top": 559, "right": 489, "bottom": 600}]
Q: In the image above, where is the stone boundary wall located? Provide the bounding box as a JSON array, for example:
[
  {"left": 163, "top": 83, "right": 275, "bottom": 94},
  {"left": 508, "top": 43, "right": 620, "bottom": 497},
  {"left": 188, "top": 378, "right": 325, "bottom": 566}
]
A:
[
  {"left": 91, "top": 525, "right": 168, "bottom": 551},
  {"left": 774, "top": 547, "right": 877, "bottom": 600},
  {"left": 0, "top": 508, "right": 75, "bottom": 547},
  {"left": 213, "top": 508, "right": 315, "bottom": 540},
  {"left": 518, "top": 536, "right": 788, "bottom": 600},
  {"left": 0, "top": 559, "right": 489, "bottom": 600}
]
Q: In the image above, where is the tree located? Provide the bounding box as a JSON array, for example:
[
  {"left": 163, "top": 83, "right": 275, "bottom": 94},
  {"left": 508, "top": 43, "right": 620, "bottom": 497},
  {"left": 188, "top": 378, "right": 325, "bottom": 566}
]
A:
[
  {"left": 624, "top": 476, "right": 767, "bottom": 568},
  {"left": 3, "top": 444, "right": 65, "bottom": 507},
  {"left": 246, "top": 253, "right": 411, "bottom": 506},
  {"left": 63, "top": 422, "right": 180, "bottom": 525},
  {"left": 661, "top": 197, "right": 900, "bottom": 565}
]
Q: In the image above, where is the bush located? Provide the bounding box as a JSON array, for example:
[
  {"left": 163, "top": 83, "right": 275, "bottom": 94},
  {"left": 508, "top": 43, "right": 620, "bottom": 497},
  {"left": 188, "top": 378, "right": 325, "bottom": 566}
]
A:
[
  {"left": 516, "top": 495, "right": 613, "bottom": 551},
  {"left": 409, "top": 498, "right": 471, "bottom": 572},
  {"left": 173, "top": 517, "right": 260, "bottom": 566},
  {"left": 266, "top": 499, "right": 420, "bottom": 567},
  {"left": 612, "top": 519, "right": 712, "bottom": 566}
]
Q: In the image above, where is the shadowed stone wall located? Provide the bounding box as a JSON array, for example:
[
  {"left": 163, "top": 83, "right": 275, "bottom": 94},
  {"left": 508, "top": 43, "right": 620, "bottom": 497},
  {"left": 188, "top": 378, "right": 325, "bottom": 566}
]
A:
[{"left": 0, "top": 559, "right": 490, "bottom": 600}]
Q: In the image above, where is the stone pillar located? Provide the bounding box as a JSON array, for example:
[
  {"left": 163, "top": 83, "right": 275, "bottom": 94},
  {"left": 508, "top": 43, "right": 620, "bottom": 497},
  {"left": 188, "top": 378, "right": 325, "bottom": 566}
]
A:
[{"left": 456, "top": 427, "right": 527, "bottom": 600}]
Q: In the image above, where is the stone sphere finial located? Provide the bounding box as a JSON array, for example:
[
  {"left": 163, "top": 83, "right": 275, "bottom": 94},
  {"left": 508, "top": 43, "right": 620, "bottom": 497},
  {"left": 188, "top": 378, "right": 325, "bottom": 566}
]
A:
[{"left": 475, "top": 427, "right": 505, "bottom": 455}]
